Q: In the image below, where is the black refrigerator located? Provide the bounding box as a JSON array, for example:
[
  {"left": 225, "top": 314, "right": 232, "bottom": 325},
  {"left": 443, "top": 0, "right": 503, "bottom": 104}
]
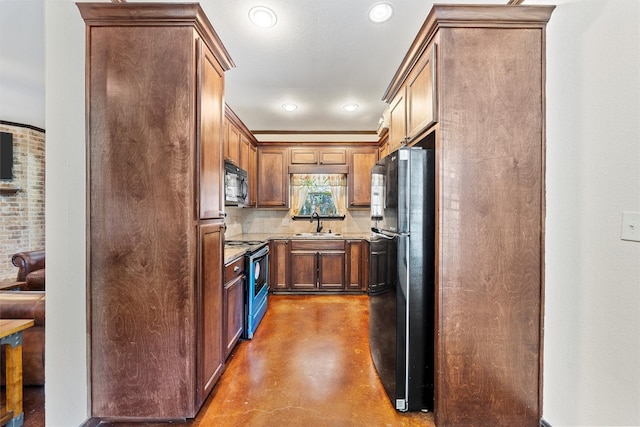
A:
[{"left": 368, "top": 146, "right": 435, "bottom": 412}]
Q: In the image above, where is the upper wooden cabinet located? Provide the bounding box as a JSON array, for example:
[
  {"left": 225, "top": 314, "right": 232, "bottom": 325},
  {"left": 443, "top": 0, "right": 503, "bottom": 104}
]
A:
[
  {"left": 348, "top": 146, "right": 378, "bottom": 208},
  {"left": 257, "top": 146, "right": 289, "bottom": 208},
  {"left": 78, "top": 2, "right": 234, "bottom": 421},
  {"left": 225, "top": 119, "right": 241, "bottom": 166},
  {"left": 387, "top": 87, "right": 407, "bottom": 153},
  {"left": 382, "top": 5, "right": 554, "bottom": 426},
  {"left": 239, "top": 134, "right": 251, "bottom": 172},
  {"left": 248, "top": 144, "right": 258, "bottom": 207},
  {"left": 199, "top": 41, "right": 225, "bottom": 220},
  {"left": 290, "top": 147, "right": 347, "bottom": 165},
  {"left": 224, "top": 104, "right": 258, "bottom": 206},
  {"left": 406, "top": 43, "right": 437, "bottom": 141},
  {"left": 385, "top": 41, "right": 437, "bottom": 153}
]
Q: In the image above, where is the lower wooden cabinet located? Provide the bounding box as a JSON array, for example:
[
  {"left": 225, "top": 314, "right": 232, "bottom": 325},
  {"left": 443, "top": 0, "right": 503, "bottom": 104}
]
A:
[
  {"left": 197, "top": 222, "right": 225, "bottom": 408},
  {"left": 270, "top": 238, "right": 367, "bottom": 293},
  {"left": 346, "top": 239, "right": 367, "bottom": 291},
  {"left": 223, "top": 256, "right": 245, "bottom": 359},
  {"left": 269, "top": 239, "right": 290, "bottom": 291}
]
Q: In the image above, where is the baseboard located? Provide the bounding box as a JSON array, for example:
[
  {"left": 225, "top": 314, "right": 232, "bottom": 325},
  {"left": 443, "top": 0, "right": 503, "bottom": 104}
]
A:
[{"left": 540, "top": 417, "right": 552, "bottom": 427}]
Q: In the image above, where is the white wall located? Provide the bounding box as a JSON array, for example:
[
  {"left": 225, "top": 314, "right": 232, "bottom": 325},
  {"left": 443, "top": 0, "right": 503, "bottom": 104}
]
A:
[
  {"left": 38, "top": 0, "right": 640, "bottom": 426},
  {"left": 0, "top": 0, "right": 45, "bottom": 129},
  {"left": 45, "top": 1, "right": 88, "bottom": 425},
  {"left": 533, "top": 0, "right": 640, "bottom": 425}
]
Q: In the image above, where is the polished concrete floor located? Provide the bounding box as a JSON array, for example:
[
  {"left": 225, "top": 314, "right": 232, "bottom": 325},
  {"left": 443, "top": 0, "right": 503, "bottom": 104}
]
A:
[
  {"left": 191, "top": 295, "right": 434, "bottom": 426},
  {"left": 20, "top": 295, "right": 435, "bottom": 426}
]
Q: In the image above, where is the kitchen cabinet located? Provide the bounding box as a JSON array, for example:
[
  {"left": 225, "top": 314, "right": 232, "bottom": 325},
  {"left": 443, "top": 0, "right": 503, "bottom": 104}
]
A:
[
  {"left": 269, "top": 239, "right": 290, "bottom": 290},
  {"left": 346, "top": 239, "right": 366, "bottom": 291},
  {"left": 225, "top": 120, "right": 241, "bottom": 166},
  {"left": 348, "top": 147, "right": 378, "bottom": 208},
  {"left": 199, "top": 222, "right": 225, "bottom": 404},
  {"left": 288, "top": 240, "right": 345, "bottom": 291},
  {"left": 378, "top": 129, "right": 389, "bottom": 160},
  {"left": 381, "top": 5, "right": 554, "bottom": 426},
  {"left": 406, "top": 43, "right": 437, "bottom": 141},
  {"left": 78, "top": 3, "right": 233, "bottom": 420},
  {"left": 239, "top": 134, "right": 251, "bottom": 172},
  {"left": 387, "top": 87, "right": 406, "bottom": 153},
  {"left": 248, "top": 143, "right": 258, "bottom": 207},
  {"left": 257, "top": 147, "right": 289, "bottom": 208},
  {"left": 290, "top": 147, "right": 347, "bottom": 165},
  {"left": 223, "top": 256, "right": 245, "bottom": 358},
  {"left": 225, "top": 104, "right": 258, "bottom": 206}
]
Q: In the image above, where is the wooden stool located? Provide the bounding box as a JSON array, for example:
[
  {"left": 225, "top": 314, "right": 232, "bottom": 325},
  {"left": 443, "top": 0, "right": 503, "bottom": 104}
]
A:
[{"left": 0, "top": 319, "right": 34, "bottom": 427}]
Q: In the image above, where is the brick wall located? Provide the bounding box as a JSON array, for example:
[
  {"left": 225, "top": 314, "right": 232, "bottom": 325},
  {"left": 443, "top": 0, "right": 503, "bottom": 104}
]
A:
[{"left": 0, "top": 122, "right": 45, "bottom": 280}]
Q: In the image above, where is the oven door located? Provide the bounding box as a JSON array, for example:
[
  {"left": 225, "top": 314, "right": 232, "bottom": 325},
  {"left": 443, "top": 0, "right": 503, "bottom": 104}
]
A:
[{"left": 245, "top": 245, "right": 269, "bottom": 339}]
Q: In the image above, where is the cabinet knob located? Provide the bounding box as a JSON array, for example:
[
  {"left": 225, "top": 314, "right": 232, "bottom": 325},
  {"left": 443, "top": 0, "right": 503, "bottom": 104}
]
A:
[{"left": 234, "top": 266, "right": 240, "bottom": 272}]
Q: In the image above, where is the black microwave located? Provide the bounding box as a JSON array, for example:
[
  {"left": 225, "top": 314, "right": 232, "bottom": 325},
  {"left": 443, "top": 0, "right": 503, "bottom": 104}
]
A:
[{"left": 224, "top": 161, "right": 249, "bottom": 206}]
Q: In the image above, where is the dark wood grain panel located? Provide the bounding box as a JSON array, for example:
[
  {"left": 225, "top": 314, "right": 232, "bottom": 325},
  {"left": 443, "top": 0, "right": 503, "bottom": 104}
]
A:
[
  {"left": 318, "top": 252, "right": 345, "bottom": 290},
  {"left": 269, "top": 240, "right": 290, "bottom": 290},
  {"left": 82, "top": 3, "right": 231, "bottom": 420},
  {"left": 198, "top": 222, "right": 224, "bottom": 404},
  {"left": 290, "top": 251, "right": 317, "bottom": 290},
  {"left": 257, "top": 147, "right": 288, "bottom": 207},
  {"left": 88, "top": 24, "right": 197, "bottom": 418},
  {"left": 349, "top": 147, "right": 378, "bottom": 207},
  {"left": 199, "top": 40, "right": 224, "bottom": 220},
  {"left": 435, "top": 26, "right": 544, "bottom": 427},
  {"left": 346, "top": 240, "right": 362, "bottom": 290}
]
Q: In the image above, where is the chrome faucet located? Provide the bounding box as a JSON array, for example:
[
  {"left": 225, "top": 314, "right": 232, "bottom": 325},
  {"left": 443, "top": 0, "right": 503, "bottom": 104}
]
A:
[{"left": 310, "top": 212, "right": 323, "bottom": 233}]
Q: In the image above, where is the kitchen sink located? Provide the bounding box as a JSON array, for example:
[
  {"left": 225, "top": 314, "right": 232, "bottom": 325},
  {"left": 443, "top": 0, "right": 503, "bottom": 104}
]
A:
[{"left": 294, "top": 232, "right": 342, "bottom": 237}]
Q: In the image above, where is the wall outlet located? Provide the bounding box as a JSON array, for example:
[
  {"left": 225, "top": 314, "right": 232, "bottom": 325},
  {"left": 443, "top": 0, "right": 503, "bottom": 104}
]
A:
[
  {"left": 281, "top": 217, "right": 290, "bottom": 226},
  {"left": 621, "top": 211, "right": 640, "bottom": 242}
]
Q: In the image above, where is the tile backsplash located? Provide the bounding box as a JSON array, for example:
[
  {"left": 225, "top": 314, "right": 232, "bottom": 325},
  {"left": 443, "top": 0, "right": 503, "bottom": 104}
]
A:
[{"left": 224, "top": 206, "right": 371, "bottom": 238}]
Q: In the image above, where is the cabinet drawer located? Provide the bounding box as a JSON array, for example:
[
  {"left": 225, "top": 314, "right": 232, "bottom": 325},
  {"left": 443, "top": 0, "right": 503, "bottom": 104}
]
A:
[
  {"left": 224, "top": 256, "right": 244, "bottom": 281},
  {"left": 290, "top": 240, "right": 345, "bottom": 251}
]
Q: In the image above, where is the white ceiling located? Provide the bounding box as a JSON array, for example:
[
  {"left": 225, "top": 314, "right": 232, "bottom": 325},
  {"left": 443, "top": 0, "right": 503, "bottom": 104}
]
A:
[
  {"left": 0, "top": 0, "right": 513, "bottom": 132},
  {"left": 195, "top": 0, "right": 509, "bottom": 132}
]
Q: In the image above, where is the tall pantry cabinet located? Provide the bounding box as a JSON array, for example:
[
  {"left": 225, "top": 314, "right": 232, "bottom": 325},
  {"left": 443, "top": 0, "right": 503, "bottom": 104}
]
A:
[
  {"left": 382, "top": 5, "right": 554, "bottom": 427},
  {"left": 77, "top": 3, "right": 234, "bottom": 420}
]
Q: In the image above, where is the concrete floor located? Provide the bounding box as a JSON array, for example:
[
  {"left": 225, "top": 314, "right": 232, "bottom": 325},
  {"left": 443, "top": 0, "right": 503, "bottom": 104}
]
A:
[{"left": 192, "top": 294, "right": 434, "bottom": 426}]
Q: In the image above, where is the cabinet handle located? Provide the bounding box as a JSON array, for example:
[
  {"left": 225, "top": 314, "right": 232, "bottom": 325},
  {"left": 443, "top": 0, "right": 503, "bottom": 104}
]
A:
[{"left": 234, "top": 266, "right": 240, "bottom": 272}]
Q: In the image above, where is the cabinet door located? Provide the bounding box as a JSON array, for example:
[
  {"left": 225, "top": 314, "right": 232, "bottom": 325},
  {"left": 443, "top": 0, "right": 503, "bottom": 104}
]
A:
[
  {"left": 227, "top": 123, "right": 241, "bottom": 166},
  {"left": 319, "top": 148, "right": 346, "bottom": 165},
  {"left": 388, "top": 87, "right": 406, "bottom": 153},
  {"left": 248, "top": 144, "right": 258, "bottom": 207},
  {"left": 406, "top": 43, "right": 437, "bottom": 141},
  {"left": 199, "top": 40, "right": 224, "bottom": 220},
  {"left": 318, "top": 252, "right": 345, "bottom": 290},
  {"left": 346, "top": 240, "right": 363, "bottom": 290},
  {"left": 224, "top": 273, "right": 244, "bottom": 358},
  {"left": 348, "top": 147, "right": 378, "bottom": 207},
  {"left": 257, "top": 147, "right": 289, "bottom": 208},
  {"left": 290, "top": 251, "right": 318, "bottom": 290},
  {"left": 269, "top": 239, "right": 289, "bottom": 290},
  {"left": 239, "top": 134, "right": 250, "bottom": 172},
  {"left": 290, "top": 148, "right": 318, "bottom": 164},
  {"left": 198, "top": 222, "right": 224, "bottom": 405}
]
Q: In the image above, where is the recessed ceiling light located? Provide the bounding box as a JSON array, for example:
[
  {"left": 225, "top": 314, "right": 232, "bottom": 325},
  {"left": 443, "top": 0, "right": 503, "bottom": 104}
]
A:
[
  {"left": 368, "top": 3, "right": 393, "bottom": 23},
  {"left": 282, "top": 103, "right": 298, "bottom": 112},
  {"left": 343, "top": 103, "right": 359, "bottom": 112},
  {"left": 249, "top": 6, "right": 277, "bottom": 28}
]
